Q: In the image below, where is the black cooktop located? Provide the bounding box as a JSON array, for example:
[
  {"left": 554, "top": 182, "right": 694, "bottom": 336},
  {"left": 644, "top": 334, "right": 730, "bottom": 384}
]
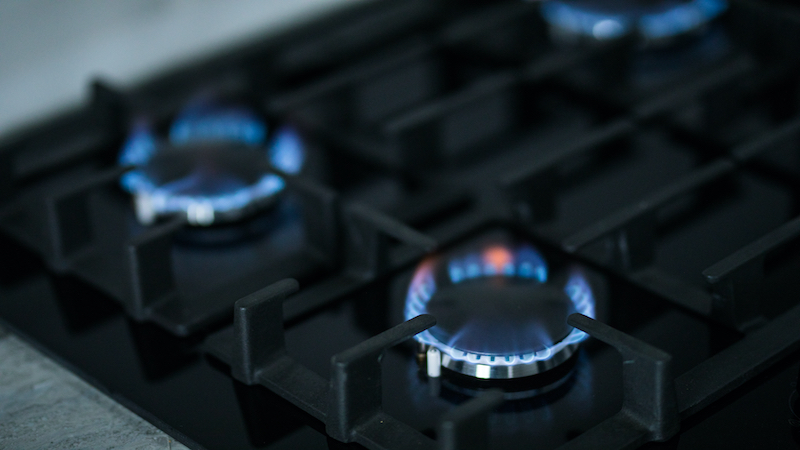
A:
[{"left": 2, "top": 1, "right": 800, "bottom": 449}]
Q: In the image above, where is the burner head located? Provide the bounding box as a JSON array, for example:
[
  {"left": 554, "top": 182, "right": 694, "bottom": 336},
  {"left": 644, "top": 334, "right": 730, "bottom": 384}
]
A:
[
  {"left": 405, "top": 244, "right": 595, "bottom": 380},
  {"left": 540, "top": 0, "right": 728, "bottom": 44},
  {"left": 118, "top": 104, "right": 305, "bottom": 226}
]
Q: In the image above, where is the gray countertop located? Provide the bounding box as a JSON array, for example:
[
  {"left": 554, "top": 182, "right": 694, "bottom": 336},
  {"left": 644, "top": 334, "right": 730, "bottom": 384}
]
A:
[{"left": 0, "top": 324, "right": 189, "bottom": 449}]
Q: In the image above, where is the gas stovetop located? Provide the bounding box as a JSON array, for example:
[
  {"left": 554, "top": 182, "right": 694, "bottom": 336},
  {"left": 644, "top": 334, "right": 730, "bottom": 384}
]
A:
[{"left": 2, "top": 1, "right": 800, "bottom": 449}]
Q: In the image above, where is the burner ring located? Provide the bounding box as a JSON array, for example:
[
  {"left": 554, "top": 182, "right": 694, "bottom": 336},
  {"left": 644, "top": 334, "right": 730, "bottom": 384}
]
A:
[
  {"left": 118, "top": 106, "right": 305, "bottom": 227},
  {"left": 405, "top": 245, "right": 595, "bottom": 380},
  {"left": 122, "top": 144, "right": 285, "bottom": 226},
  {"left": 437, "top": 340, "right": 580, "bottom": 380}
]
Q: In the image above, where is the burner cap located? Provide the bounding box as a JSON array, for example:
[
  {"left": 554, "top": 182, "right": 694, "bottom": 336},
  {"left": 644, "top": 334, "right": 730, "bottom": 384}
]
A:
[
  {"left": 540, "top": 0, "right": 728, "bottom": 43},
  {"left": 426, "top": 280, "right": 577, "bottom": 357},
  {"left": 405, "top": 244, "right": 595, "bottom": 380}
]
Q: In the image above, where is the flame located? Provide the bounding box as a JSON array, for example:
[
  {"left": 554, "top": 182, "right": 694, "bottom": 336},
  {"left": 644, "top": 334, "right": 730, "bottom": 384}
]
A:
[
  {"left": 118, "top": 122, "right": 157, "bottom": 167},
  {"left": 404, "top": 245, "right": 595, "bottom": 367},
  {"left": 169, "top": 103, "right": 266, "bottom": 146},
  {"left": 268, "top": 125, "right": 305, "bottom": 175},
  {"left": 483, "top": 246, "right": 513, "bottom": 275},
  {"left": 410, "top": 257, "right": 436, "bottom": 291},
  {"left": 405, "top": 257, "right": 437, "bottom": 323},
  {"left": 447, "top": 244, "right": 548, "bottom": 284},
  {"left": 540, "top": 0, "right": 728, "bottom": 41}
]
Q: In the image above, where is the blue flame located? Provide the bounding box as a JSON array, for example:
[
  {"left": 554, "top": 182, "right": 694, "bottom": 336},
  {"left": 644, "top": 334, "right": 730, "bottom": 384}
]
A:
[
  {"left": 541, "top": 0, "right": 728, "bottom": 41},
  {"left": 169, "top": 104, "right": 266, "bottom": 146},
  {"left": 565, "top": 270, "right": 595, "bottom": 321},
  {"left": 640, "top": 0, "right": 728, "bottom": 39},
  {"left": 268, "top": 125, "right": 306, "bottom": 175},
  {"left": 447, "top": 245, "right": 547, "bottom": 284},
  {"left": 541, "top": 2, "right": 629, "bottom": 40},
  {"left": 118, "top": 122, "right": 157, "bottom": 166},
  {"left": 121, "top": 171, "right": 284, "bottom": 214},
  {"left": 405, "top": 246, "right": 595, "bottom": 368}
]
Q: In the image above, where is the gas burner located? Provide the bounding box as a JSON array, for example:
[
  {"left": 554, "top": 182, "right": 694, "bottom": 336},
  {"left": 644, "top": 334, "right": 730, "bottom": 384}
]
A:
[
  {"left": 540, "top": 0, "right": 728, "bottom": 45},
  {"left": 405, "top": 244, "right": 595, "bottom": 380},
  {"left": 118, "top": 103, "right": 305, "bottom": 226}
]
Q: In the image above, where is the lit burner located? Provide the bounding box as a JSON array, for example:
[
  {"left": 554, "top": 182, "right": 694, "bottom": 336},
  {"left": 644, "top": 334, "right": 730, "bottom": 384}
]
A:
[
  {"left": 405, "top": 244, "right": 595, "bottom": 380},
  {"left": 118, "top": 103, "right": 305, "bottom": 226},
  {"left": 540, "top": 0, "right": 728, "bottom": 43}
]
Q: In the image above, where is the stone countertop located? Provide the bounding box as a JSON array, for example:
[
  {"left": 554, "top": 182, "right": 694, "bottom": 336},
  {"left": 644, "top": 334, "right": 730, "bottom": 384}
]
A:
[{"left": 0, "top": 324, "right": 190, "bottom": 450}]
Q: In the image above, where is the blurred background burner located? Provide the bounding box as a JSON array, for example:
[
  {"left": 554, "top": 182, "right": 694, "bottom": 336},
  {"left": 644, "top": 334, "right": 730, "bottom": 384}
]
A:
[
  {"left": 118, "top": 100, "right": 305, "bottom": 227},
  {"left": 540, "top": 0, "right": 729, "bottom": 45},
  {"left": 541, "top": 0, "right": 732, "bottom": 90},
  {"left": 405, "top": 243, "right": 595, "bottom": 380}
]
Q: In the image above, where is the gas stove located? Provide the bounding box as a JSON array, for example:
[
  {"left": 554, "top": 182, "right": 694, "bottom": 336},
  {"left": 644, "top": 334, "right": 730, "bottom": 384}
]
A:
[{"left": 1, "top": 1, "right": 800, "bottom": 449}]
